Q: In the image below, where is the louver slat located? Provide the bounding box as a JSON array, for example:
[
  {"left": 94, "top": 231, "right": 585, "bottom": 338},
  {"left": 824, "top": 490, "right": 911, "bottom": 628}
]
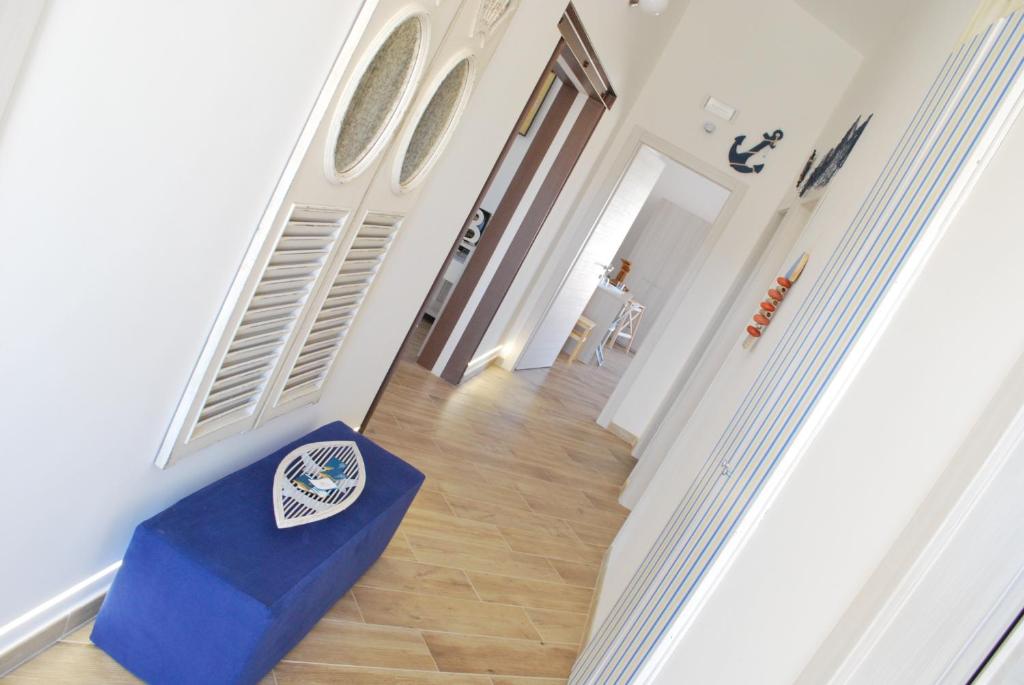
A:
[
  {"left": 155, "top": 206, "right": 349, "bottom": 467},
  {"left": 189, "top": 216, "right": 345, "bottom": 440},
  {"left": 261, "top": 212, "right": 402, "bottom": 420}
]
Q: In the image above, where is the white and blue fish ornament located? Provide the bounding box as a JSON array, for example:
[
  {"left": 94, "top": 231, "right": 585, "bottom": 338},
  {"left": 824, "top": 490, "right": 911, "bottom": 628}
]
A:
[{"left": 273, "top": 441, "right": 366, "bottom": 529}]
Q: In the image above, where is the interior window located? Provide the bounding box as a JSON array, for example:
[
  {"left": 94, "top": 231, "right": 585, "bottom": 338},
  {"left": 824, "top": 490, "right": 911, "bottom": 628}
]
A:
[
  {"left": 399, "top": 57, "right": 473, "bottom": 188},
  {"left": 333, "top": 16, "right": 424, "bottom": 179}
]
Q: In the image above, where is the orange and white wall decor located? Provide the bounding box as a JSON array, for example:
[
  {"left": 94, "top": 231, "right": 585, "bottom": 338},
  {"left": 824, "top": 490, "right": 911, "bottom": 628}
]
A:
[{"left": 743, "top": 252, "right": 809, "bottom": 348}]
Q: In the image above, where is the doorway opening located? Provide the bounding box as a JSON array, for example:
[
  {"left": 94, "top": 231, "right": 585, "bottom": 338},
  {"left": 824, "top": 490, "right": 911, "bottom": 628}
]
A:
[
  {"left": 362, "top": 3, "right": 615, "bottom": 428},
  {"left": 510, "top": 142, "right": 734, "bottom": 427},
  {"left": 620, "top": 194, "right": 822, "bottom": 505}
]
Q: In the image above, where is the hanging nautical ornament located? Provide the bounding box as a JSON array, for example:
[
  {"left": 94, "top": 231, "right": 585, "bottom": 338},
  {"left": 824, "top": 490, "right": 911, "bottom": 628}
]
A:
[
  {"left": 799, "top": 114, "right": 872, "bottom": 196},
  {"left": 795, "top": 149, "right": 816, "bottom": 188},
  {"left": 728, "top": 129, "right": 784, "bottom": 174},
  {"left": 743, "top": 252, "right": 809, "bottom": 349},
  {"left": 273, "top": 441, "right": 366, "bottom": 529}
]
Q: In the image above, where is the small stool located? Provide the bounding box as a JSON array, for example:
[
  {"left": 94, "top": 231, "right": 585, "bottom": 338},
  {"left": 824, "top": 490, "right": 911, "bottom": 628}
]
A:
[{"left": 566, "top": 315, "right": 597, "bottom": 364}]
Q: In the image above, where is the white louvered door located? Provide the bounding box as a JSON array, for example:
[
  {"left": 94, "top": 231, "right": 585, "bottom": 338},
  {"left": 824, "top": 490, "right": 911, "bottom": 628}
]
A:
[
  {"left": 157, "top": 0, "right": 518, "bottom": 466},
  {"left": 296, "top": 0, "right": 514, "bottom": 417},
  {"left": 261, "top": 212, "right": 402, "bottom": 420},
  {"left": 155, "top": 206, "right": 347, "bottom": 466}
]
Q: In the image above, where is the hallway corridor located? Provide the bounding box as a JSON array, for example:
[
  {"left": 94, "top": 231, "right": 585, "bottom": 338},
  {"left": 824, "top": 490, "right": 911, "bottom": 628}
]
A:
[{"left": 6, "top": 351, "right": 636, "bottom": 683}]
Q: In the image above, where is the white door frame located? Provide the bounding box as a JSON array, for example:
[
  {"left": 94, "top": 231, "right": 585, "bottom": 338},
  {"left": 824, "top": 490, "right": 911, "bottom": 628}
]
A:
[
  {"left": 974, "top": 607, "right": 1024, "bottom": 683},
  {"left": 590, "top": 129, "right": 744, "bottom": 430},
  {"left": 506, "top": 125, "right": 745, "bottom": 384}
]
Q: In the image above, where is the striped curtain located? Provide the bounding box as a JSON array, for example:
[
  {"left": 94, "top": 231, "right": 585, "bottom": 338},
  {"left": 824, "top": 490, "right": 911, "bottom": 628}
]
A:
[{"left": 572, "top": 11, "right": 1024, "bottom": 684}]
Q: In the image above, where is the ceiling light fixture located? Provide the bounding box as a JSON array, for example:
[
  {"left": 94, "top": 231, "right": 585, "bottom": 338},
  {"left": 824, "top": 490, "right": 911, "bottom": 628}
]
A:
[{"left": 629, "top": 0, "right": 669, "bottom": 16}]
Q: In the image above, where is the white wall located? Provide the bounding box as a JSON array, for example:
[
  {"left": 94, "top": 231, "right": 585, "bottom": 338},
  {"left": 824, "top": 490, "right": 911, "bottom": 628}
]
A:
[
  {"left": 597, "top": 0, "right": 1004, "bottom": 681},
  {"left": 494, "top": 0, "right": 862, "bottom": 445},
  {"left": 0, "top": 0, "right": 370, "bottom": 650},
  {"left": 645, "top": 159, "right": 732, "bottom": 223},
  {"left": 598, "top": 0, "right": 864, "bottom": 439},
  {"left": 622, "top": 199, "right": 814, "bottom": 508}
]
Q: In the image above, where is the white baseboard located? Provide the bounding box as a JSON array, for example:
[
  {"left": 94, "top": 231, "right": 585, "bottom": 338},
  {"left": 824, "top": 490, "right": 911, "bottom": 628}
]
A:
[
  {"left": 607, "top": 421, "right": 639, "bottom": 446},
  {"left": 0, "top": 562, "right": 119, "bottom": 676},
  {"left": 463, "top": 348, "right": 503, "bottom": 381}
]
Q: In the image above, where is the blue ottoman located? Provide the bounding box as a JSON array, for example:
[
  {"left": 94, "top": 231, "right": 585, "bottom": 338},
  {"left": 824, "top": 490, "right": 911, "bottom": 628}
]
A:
[{"left": 92, "top": 422, "right": 424, "bottom": 684}]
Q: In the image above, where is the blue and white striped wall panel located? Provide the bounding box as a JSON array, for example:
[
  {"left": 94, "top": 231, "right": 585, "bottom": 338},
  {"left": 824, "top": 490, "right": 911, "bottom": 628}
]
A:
[{"left": 572, "top": 12, "right": 1024, "bottom": 685}]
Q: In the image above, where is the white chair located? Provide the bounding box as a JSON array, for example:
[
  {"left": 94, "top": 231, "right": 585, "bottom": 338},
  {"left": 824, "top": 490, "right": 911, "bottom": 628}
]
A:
[{"left": 606, "top": 301, "right": 645, "bottom": 354}]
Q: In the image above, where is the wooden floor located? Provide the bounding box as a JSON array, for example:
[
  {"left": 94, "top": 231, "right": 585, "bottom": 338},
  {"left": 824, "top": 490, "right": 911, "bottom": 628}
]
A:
[{"left": 6, "top": 338, "right": 636, "bottom": 684}]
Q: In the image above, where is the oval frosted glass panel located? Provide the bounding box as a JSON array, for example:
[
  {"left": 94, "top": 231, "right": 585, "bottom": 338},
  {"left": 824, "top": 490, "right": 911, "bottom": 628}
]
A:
[
  {"left": 334, "top": 17, "right": 423, "bottom": 177},
  {"left": 399, "top": 58, "right": 471, "bottom": 187}
]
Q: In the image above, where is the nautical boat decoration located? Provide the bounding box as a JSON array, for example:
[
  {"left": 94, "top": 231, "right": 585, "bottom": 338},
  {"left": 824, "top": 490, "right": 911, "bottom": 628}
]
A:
[
  {"left": 743, "top": 252, "right": 809, "bottom": 349},
  {"left": 728, "top": 129, "right": 784, "bottom": 174},
  {"left": 273, "top": 441, "right": 366, "bottom": 529}
]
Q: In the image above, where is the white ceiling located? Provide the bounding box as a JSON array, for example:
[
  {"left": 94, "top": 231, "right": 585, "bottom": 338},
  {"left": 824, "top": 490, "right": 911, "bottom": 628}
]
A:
[
  {"left": 795, "top": 0, "right": 916, "bottom": 55},
  {"left": 647, "top": 158, "right": 731, "bottom": 223}
]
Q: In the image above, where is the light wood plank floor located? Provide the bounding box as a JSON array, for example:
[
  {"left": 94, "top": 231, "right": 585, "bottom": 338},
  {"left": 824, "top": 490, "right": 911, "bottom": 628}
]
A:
[{"left": 5, "top": 335, "right": 636, "bottom": 684}]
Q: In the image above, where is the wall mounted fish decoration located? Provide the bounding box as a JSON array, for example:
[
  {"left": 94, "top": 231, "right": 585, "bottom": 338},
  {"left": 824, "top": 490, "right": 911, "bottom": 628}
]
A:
[{"left": 273, "top": 441, "right": 366, "bottom": 529}]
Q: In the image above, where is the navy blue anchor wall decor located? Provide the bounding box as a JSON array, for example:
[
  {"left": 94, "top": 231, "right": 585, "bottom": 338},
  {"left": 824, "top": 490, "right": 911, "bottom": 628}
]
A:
[{"left": 728, "top": 129, "right": 784, "bottom": 174}]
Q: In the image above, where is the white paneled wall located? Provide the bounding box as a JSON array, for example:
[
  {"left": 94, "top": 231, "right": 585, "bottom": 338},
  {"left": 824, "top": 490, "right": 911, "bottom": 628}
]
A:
[
  {"left": 515, "top": 144, "right": 665, "bottom": 370},
  {"left": 611, "top": 199, "right": 711, "bottom": 349}
]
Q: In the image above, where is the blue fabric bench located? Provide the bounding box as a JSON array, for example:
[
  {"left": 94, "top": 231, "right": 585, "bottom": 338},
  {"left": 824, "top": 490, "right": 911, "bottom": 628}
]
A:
[{"left": 92, "top": 422, "right": 424, "bottom": 685}]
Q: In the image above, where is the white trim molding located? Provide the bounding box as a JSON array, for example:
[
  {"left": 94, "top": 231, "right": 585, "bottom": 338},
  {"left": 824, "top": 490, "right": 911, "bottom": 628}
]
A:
[
  {"left": 801, "top": 348, "right": 1024, "bottom": 684},
  {"left": 463, "top": 345, "right": 504, "bottom": 380},
  {"left": 0, "top": 0, "right": 46, "bottom": 129},
  {"left": 0, "top": 561, "right": 120, "bottom": 675},
  {"left": 829, "top": 395, "right": 1024, "bottom": 683}
]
